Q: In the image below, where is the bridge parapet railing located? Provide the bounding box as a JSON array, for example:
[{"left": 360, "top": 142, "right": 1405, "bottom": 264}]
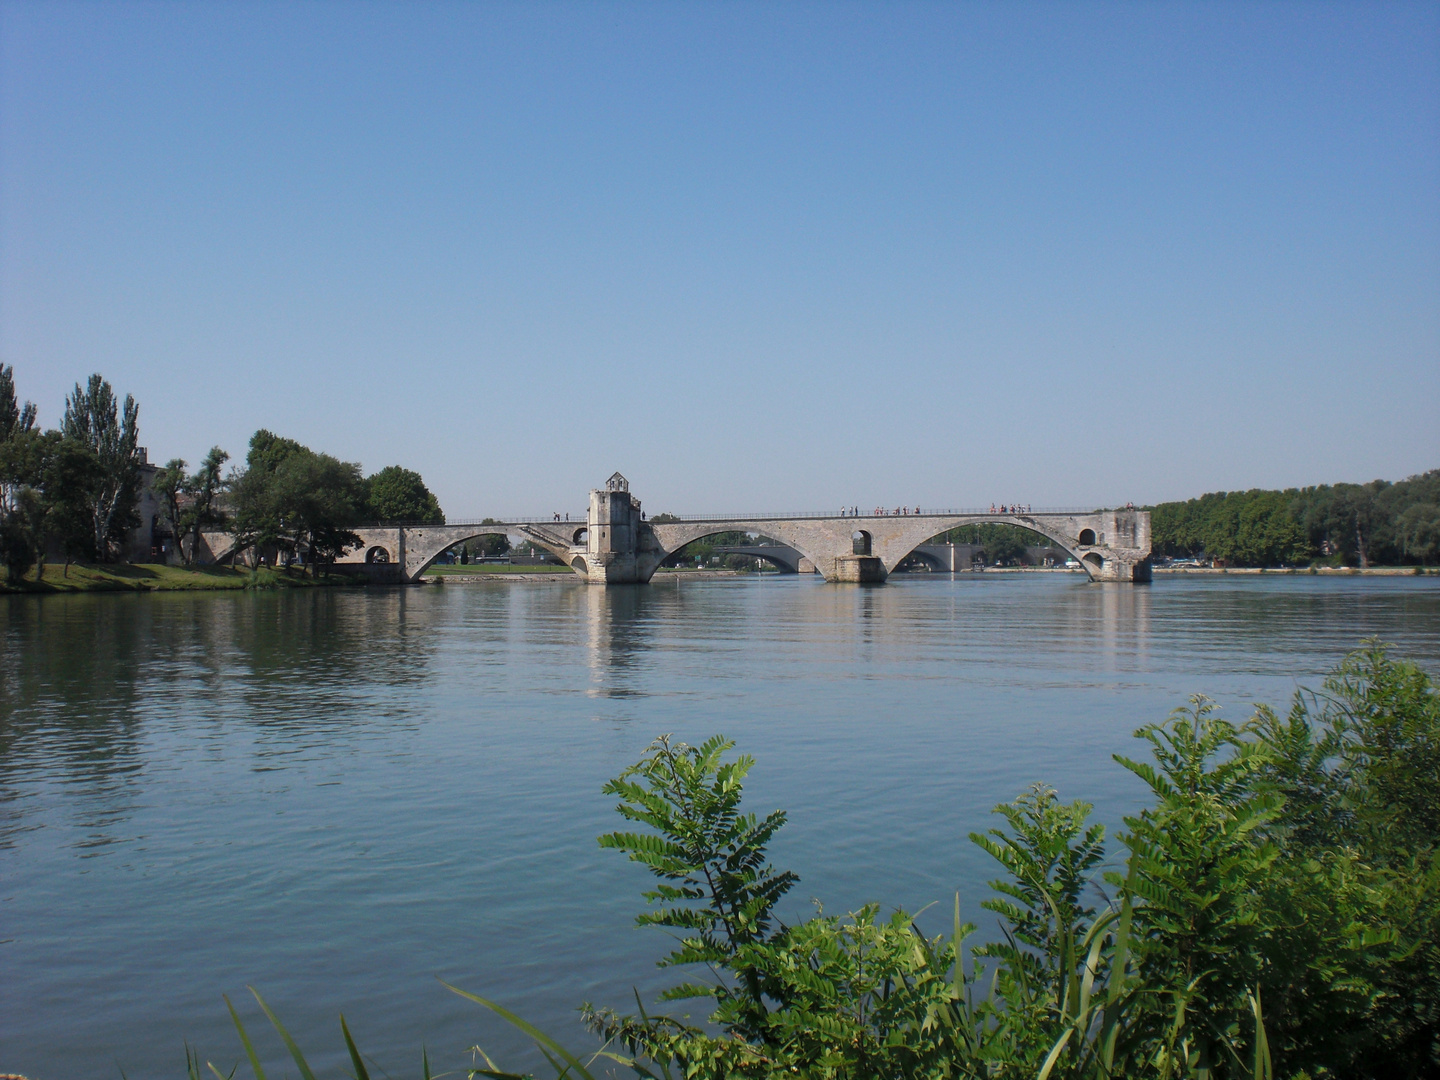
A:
[
  {"left": 357, "top": 516, "right": 588, "bottom": 528},
  {"left": 358, "top": 507, "right": 1117, "bottom": 528},
  {"left": 653, "top": 507, "right": 1107, "bottom": 522}
]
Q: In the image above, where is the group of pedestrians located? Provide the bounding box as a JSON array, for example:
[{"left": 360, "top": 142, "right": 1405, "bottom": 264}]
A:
[
  {"left": 990, "top": 503, "right": 1031, "bottom": 514},
  {"left": 840, "top": 506, "right": 924, "bottom": 517}
]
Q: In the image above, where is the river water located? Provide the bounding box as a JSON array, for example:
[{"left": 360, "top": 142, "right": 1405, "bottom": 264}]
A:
[{"left": 3, "top": 573, "right": 1439, "bottom": 1076}]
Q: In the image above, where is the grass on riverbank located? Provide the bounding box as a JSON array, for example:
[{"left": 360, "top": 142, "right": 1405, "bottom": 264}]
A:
[{"left": 1, "top": 562, "right": 361, "bottom": 593}]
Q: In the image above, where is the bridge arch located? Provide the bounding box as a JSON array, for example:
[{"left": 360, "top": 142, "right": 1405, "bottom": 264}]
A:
[
  {"left": 659, "top": 529, "right": 797, "bottom": 570},
  {"left": 895, "top": 547, "right": 950, "bottom": 572},
  {"left": 648, "top": 521, "right": 836, "bottom": 581},
  {"left": 877, "top": 515, "right": 1100, "bottom": 581},
  {"left": 745, "top": 549, "right": 800, "bottom": 573},
  {"left": 706, "top": 544, "right": 809, "bottom": 573},
  {"left": 406, "top": 527, "right": 519, "bottom": 579}
]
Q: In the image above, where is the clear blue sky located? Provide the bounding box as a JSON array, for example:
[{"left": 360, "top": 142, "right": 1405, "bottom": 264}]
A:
[{"left": 2, "top": 1, "right": 1436, "bottom": 517}]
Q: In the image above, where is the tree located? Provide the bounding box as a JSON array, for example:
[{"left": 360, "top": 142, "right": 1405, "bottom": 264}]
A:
[
  {"left": 0, "top": 364, "right": 39, "bottom": 581},
  {"left": 36, "top": 434, "right": 104, "bottom": 574},
  {"left": 154, "top": 458, "right": 188, "bottom": 561},
  {"left": 154, "top": 449, "right": 230, "bottom": 565},
  {"left": 1150, "top": 490, "right": 1311, "bottom": 566},
  {"left": 181, "top": 446, "right": 229, "bottom": 565},
  {"left": 1297, "top": 481, "right": 1389, "bottom": 567},
  {"left": 277, "top": 451, "right": 364, "bottom": 571},
  {"left": 61, "top": 374, "right": 141, "bottom": 561},
  {"left": 1397, "top": 503, "right": 1440, "bottom": 565},
  {"left": 229, "top": 431, "right": 361, "bottom": 573},
  {"left": 0, "top": 429, "right": 102, "bottom": 579},
  {"left": 228, "top": 430, "right": 297, "bottom": 563},
  {"left": 363, "top": 465, "right": 443, "bottom": 524},
  {"left": 1151, "top": 473, "right": 1440, "bottom": 568}
]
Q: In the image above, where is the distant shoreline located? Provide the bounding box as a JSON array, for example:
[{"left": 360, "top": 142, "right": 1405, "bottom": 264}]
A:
[{"left": 1153, "top": 565, "right": 1430, "bottom": 577}]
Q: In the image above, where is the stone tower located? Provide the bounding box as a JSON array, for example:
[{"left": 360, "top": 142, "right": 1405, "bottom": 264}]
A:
[{"left": 583, "top": 472, "right": 649, "bottom": 583}]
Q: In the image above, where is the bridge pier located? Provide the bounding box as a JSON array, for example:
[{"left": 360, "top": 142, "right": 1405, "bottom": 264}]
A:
[{"left": 830, "top": 554, "right": 887, "bottom": 582}]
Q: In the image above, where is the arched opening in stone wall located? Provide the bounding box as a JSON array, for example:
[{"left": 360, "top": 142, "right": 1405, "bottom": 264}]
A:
[
  {"left": 852, "top": 530, "right": 872, "bottom": 555},
  {"left": 571, "top": 556, "right": 589, "bottom": 575},
  {"left": 660, "top": 529, "right": 788, "bottom": 571},
  {"left": 1078, "top": 528, "right": 1097, "bottom": 546},
  {"left": 572, "top": 527, "right": 588, "bottom": 545},
  {"left": 737, "top": 549, "right": 795, "bottom": 573},
  {"left": 1083, "top": 553, "right": 1104, "bottom": 573},
  {"left": 365, "top": 546, "right": 391, "bottom": 564},
  {"left": 900, "top": 523, "right": 1074, "bottom": 571},
  {"left": 894, "top": 549, "right": 945, "bottom": 572}
]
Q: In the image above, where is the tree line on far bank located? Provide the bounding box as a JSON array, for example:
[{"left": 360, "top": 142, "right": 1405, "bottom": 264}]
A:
[
  {"left": 1149, "top": 474, "right": 1440, "bottom": 568},
  {"left": 0, "top": 365, "right": 445, "bottom": 582}
]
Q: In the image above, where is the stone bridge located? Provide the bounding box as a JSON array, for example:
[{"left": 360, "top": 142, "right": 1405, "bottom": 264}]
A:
[{"left": 332, "top": 473, "right": 1151, "bottom": 585}]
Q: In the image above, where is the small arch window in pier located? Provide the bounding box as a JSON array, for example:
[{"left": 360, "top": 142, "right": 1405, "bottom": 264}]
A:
[
  {"left": 1077, "top": 528, "right": 1097, "bottom": 546},
  {"left": 852, "top": 530, "right": 872, "bottom": 556}
]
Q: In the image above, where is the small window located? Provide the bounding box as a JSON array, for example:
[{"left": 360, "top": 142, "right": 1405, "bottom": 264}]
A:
[
  {"left": 852, "top": 530, "right": 872, "bottom": 555},
  {"left": 1077, "top": 528, "right": 1096, "bottom": 546}
]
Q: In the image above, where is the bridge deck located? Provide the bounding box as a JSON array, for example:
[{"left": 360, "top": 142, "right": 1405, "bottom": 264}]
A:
[{"left": 356, "top": 508, "right": 1107, "bottom": 529}]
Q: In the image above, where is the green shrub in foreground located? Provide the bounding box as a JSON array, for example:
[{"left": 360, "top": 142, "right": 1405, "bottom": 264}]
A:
[{"left": 199, "top": 641, "right": 1438, "bottom": 1080}]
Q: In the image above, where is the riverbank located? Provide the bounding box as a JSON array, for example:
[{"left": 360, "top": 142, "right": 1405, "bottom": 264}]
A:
[
  {"left": 1154, "top": 565, "right": 1431, "bottom": 576},
  {"left": 0, "top": 563, "right": 362, "bottom": 593}
]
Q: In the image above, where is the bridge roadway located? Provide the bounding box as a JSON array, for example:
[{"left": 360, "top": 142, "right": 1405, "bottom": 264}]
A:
[{"left": 336, "top": 497, "right": 1151, "bottom": 586}]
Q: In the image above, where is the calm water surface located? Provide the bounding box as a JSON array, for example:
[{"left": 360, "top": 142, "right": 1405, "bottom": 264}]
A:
[{"left": 3, "top": 573, "right": 1439, "bottom": 1075}]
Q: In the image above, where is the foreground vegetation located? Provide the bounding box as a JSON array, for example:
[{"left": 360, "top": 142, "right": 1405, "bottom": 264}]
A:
[
  {"left": 197, "top": 641, "right": 1437, "bottom": 1079},
  {"left": 0, "top": 562, "right": 360, "bottom": 593}
]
